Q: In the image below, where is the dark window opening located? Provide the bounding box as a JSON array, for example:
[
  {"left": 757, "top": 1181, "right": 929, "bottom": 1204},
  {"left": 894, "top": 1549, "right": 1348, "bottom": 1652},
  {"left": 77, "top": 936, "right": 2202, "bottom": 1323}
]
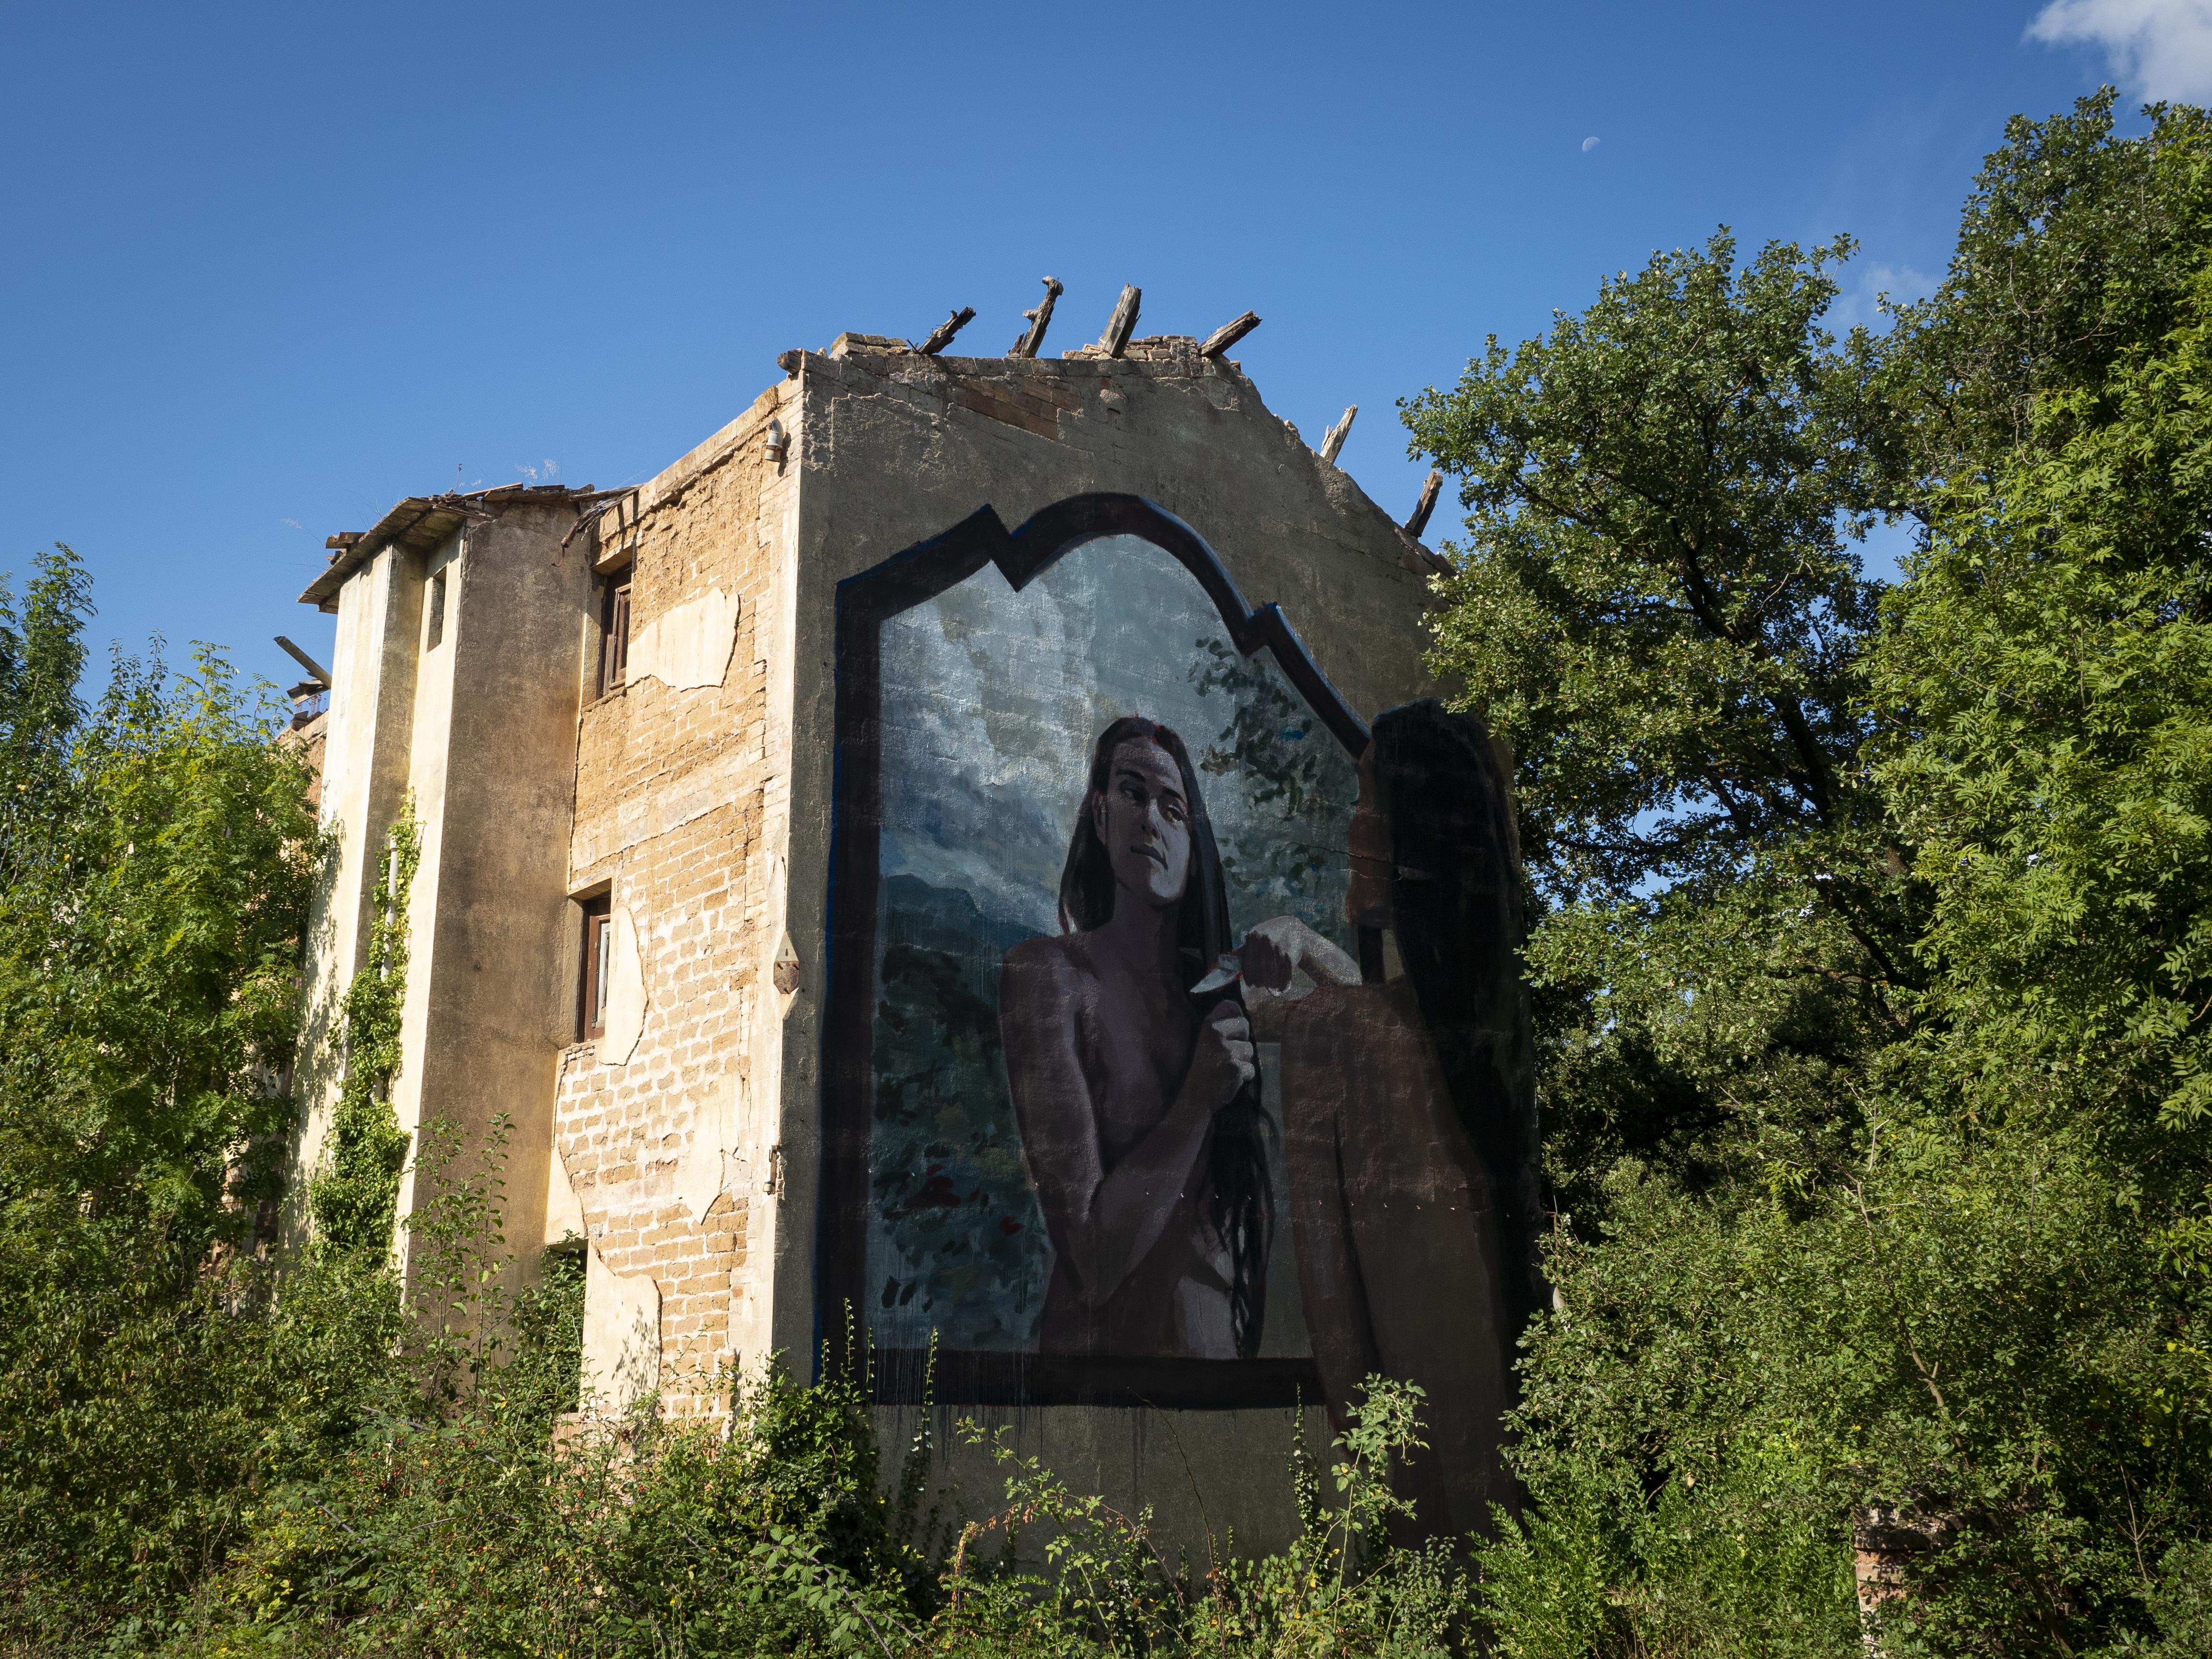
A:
[
  {"left": 599, "top": 575, "right": 632, "bottom": 695},
  {"left": 532, "top": 1236, "right": 586, "bottom": 1412},
  {"left": 578, "top": 894, "right": 613, "bottom": 1040},
  {"left": 426, "top": 569, "right": 447, "bottom": 649}
]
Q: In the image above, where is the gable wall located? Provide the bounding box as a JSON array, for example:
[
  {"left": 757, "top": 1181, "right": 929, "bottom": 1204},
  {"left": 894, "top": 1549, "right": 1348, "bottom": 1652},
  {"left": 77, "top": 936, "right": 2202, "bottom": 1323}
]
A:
[{"left": 770, "top": 342, "right": 1447, "bottom": 1551}]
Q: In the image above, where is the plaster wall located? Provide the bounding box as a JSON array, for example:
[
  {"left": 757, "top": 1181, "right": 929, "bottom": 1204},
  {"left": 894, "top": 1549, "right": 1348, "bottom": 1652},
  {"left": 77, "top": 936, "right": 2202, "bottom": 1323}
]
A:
[
  {"left": 387, "top": 504, "right": 594, "bottom": 1297},
  {"left": 286, "top": 545, "right": 424, "bottom": 1231},
  {"left": 387, "top": 532, "right": 460, "bottom": 1266}
]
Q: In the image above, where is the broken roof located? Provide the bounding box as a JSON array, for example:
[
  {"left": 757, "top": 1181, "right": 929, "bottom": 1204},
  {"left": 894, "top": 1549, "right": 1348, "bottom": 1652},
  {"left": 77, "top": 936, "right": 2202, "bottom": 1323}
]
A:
[{"left": 299, "top": 482, "right": 595, "bottom": 612}]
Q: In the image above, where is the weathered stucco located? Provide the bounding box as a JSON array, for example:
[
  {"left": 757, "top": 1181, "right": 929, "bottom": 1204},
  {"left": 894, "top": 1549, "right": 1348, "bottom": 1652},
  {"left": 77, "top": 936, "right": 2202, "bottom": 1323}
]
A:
[
  {"left": 288, "top": 488, "right": 597, "bottom": 1308},
  {"left": 625, "top": 587, "right": 741, "bottom": 692},
  {"left": 288, "top": 541, "right": 423, "bottom": 1228},
  {"left": 768, "top": 343, "right": 1441, "bottom": 1553},
  {"left": 598, "top": 905, "right": 648, "bottom": 1066},
  {"left": 583, "top": 1240, "right": 662, "bottom": 1411},
  {"left": 392, "top": 501, "right": 593, "bottom": 1300}
]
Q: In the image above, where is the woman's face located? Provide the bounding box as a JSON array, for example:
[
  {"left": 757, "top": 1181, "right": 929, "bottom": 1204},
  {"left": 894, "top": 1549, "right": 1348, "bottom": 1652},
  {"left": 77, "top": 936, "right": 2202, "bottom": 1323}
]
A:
[
  {"left": 1091, "top": 739, "right": 1191, "bottom": 910},
  {"left": 1346, "top": 744, "right": 1392, "bottom": 931}
]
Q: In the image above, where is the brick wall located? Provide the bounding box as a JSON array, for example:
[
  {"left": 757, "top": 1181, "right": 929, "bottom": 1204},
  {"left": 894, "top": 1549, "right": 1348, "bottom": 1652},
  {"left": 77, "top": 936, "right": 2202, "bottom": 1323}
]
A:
[{"left": 554, "top": 383, "right": 793, "bottom": 1421}]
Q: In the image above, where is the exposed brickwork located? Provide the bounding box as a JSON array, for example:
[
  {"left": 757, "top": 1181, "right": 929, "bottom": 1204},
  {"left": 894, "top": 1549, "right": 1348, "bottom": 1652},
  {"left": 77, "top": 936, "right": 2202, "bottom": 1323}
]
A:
[
  {"left": 556, "top": 390, "right": 789, "bottom": 1421},
  {"left": 279, "top": 708, "right": 328, "bottom": 811},
  {"left": 1062, "top": 334, "right": 1203, "bottom": 368},
  {"left": 949, "top": 367, "right": 1085, "bottom": 439}
]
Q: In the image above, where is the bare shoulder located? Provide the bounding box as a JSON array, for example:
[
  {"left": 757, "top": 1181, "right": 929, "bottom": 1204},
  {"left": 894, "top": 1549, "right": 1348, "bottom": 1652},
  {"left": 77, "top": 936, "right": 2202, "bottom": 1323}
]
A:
[{"left": 1000, "top": 935, "right": 1093, "bottom": 1063}]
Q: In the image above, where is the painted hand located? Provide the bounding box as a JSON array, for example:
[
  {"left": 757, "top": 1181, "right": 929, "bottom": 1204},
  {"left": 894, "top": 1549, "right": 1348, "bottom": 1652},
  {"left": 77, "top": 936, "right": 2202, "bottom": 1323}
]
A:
[
  {"left": 1240, "top": 916, "right": 1322, "bottom": 992},
  {"left": 1189, "top": 998, "right": 1256, "bottom": 1106}
]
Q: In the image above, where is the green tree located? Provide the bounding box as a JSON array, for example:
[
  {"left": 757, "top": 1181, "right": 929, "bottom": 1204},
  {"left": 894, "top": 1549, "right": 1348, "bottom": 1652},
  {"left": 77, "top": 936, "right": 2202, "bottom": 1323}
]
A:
[
  {"left": 1403, "top": 227, "right": 1913, "bottom": 1221},
  {"left": 1400, "top": 223, "right": 1910, "bottom": 1659},
  {"left": 0, "top": 547, "right": 356, "bottom": 1637},
  {"left": 1852, "top": 96, "right": 2212, "bottom": 1654},
  {"left": 1414, "top": 94, "right": 2212, "bottom": 1654},
  {"left": 1873, "top": 97, "right": 2212, "bottom": 1140}
]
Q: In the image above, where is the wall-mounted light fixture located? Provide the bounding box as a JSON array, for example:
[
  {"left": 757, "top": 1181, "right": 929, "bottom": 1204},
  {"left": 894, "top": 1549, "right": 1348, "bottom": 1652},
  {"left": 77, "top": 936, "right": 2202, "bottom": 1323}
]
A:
[{"left": 764, "top": 417, "right": 789, "bottom": 469}]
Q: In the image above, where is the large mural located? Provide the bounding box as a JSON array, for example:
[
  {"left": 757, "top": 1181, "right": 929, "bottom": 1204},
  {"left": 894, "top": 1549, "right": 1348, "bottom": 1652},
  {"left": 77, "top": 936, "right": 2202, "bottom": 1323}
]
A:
[{"left": 821, "top": 496, "right": 1543, "bottom": 1537}]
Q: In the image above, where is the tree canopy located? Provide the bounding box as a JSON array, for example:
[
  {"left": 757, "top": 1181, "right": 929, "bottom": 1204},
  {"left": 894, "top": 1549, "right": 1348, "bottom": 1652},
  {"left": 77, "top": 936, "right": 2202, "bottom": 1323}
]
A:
[{"left": 1409, "top": 92, "right": 2212, "bottom": 1655}]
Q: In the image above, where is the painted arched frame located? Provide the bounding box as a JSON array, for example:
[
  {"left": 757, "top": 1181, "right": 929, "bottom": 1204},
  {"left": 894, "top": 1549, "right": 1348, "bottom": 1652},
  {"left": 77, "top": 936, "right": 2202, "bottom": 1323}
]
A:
[{"left": 819, "top": 493, "right": 1374, "bottom": 1407}]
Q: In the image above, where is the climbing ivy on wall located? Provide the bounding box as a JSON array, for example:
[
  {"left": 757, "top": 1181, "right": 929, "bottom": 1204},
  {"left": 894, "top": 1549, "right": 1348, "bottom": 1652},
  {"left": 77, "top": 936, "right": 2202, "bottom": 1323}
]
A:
[{"left": 308, "top": 807, "right": 420, "bottom": 1257}]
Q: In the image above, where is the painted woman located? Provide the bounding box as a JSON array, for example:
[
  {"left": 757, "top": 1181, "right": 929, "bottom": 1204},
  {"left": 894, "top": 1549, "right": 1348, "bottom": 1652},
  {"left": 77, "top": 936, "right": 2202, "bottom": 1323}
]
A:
[
  {"left": 1241, "top": 698, "right": 1544, "bottom": 1539},
  {"left": 998, "top": 716, "right": 1276, "bottom": 1360}
]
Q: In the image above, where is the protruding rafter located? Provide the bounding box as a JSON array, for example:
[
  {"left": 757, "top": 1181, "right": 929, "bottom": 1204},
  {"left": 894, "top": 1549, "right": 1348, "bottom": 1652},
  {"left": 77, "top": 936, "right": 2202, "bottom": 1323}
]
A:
[
  {"left": 1403, "top": 470, "right": 1443, "bottom": 539},
  {"left": 1009, "top": 277, "right": 1064, "bottom": 358},
  {"left": 274, "top": 634, "right": 331, "bottom": 687},
  {"left": 1319, "top": 406, "right": 1357, "bottom": 465},
  {"left": 1199, "top": 310, "right": 1261, "bottom": 358},
  {"left": 915, "top": 307, "right": 976, "bottom": 356},
  {"left": 1098, "top": 285, "right": 1142, "bottom": 358}
]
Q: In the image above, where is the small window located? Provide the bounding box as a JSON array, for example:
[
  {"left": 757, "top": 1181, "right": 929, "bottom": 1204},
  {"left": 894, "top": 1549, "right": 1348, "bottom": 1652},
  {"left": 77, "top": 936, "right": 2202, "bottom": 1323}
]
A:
[
  {"left": 599, "top": 577, "right": 632, "bottom": 695},
  {"left": 578, "top": 895, "right": 613, "bottom": 1040},
  {"left": 426, "top": 569, "right": 447, "bottom": 650}
]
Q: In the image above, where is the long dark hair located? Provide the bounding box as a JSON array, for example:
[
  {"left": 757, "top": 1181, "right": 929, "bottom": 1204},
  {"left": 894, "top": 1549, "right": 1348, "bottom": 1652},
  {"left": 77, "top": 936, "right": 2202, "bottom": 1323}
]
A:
[
  {"left": 1058, "top": 715, "right": 1273, "bottom": 1358},
  {"left": 1370, "top": 700, "right": 1547, "bottom": 1345}
]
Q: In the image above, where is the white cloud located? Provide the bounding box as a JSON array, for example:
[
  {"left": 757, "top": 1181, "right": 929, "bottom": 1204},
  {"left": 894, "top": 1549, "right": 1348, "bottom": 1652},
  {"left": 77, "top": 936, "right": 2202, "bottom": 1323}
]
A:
[
  {"left": 2028, "top": 0, "right": 2212, "bottom": 102},
  {"left": 1581, "top": 135, "right": 1600, "bottom": 151}
]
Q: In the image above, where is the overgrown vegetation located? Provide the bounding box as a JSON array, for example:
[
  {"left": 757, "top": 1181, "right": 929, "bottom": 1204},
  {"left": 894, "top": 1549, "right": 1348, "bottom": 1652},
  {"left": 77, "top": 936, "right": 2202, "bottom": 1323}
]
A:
[
  {"left": 181, "top": 1296, "right": 1467, "bottom": 1659},
  {"left": 1408, "top": 91, "right": 2212, "bottom": 1653},
  {"left": 306, "top": 810, "right": 416, "bottom": 1259},
  {"left": 0, "top": 547, "right": 332, "bottom": 1634}
]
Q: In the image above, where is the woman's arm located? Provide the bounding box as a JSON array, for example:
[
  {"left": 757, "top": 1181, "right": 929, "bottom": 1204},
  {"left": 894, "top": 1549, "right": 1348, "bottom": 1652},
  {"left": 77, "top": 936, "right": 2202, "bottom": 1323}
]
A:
[
  {"left": 1242, "top": 917, "right": 1363, "bottom": 1041},
  {"left": 1000, "top": 945, "right": 1253, "bottom": 1309},
  {"left": 1241, "top": 917, "right": 1361, "bottom": 992}
]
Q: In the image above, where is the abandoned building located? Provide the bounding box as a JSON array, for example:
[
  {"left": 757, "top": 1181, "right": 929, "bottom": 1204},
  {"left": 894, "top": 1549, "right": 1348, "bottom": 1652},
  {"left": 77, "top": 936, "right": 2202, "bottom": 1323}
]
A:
[{"left": 286, "top": 290, "right": 1463, "bottom": 1549}]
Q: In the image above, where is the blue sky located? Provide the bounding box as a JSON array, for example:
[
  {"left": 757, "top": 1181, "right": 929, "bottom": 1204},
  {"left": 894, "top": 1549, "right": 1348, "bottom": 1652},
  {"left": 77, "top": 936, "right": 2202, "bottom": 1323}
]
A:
[{"left": 2, "top": 0, "right": 2201, "bottom": 698}]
